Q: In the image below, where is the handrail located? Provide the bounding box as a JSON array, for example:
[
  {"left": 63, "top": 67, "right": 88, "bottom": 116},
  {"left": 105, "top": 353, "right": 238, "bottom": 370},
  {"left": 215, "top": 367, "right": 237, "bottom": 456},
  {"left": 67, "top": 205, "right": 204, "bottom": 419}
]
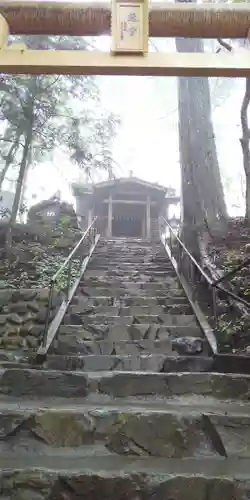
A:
[
  {"left": 162, "top": 219, "right": 213, "bottom": 285},
  {"left": 34, "top": 217, "right": 100, "bottom": 363},
  {"left": 160, "top": 217, "right": 250, "bottom": 325},
  {"left": 51, "top": 217, "right": 98, "bottom": 283}
]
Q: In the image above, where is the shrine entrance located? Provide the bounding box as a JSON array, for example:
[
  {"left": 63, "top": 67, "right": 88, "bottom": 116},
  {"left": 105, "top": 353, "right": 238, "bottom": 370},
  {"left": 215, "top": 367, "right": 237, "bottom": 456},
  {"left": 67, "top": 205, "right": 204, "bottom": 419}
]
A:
[
  {"left": 112, "top": 212, "right": 142, "bottom": 238},
  {"left": 111, "top": 201, "right": 145, "bottom": 237},
  {"left": 72, "top": 177, "right": 178, "bottom": 240}
]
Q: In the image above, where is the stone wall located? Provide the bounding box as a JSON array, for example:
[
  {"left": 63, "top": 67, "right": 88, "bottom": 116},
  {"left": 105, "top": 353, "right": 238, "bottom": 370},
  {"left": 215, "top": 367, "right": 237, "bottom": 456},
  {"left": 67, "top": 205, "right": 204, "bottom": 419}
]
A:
[{"left": 0, "top": 288, "right": 63, "bottom": 350}]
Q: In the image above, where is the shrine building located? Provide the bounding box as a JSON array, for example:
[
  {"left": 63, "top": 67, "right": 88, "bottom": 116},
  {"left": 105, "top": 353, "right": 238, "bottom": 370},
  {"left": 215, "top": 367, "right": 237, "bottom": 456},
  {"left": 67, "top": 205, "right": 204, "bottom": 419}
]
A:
[{"left": 72, "top": 176, "right": 179, "bottom": 240}]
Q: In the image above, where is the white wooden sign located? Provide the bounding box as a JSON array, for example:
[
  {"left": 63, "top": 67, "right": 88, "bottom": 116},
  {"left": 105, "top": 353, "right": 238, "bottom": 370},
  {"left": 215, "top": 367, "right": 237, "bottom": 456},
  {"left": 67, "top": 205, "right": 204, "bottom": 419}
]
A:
[{"left": 112, "top": 0, "right": 148, "bottom": 53}]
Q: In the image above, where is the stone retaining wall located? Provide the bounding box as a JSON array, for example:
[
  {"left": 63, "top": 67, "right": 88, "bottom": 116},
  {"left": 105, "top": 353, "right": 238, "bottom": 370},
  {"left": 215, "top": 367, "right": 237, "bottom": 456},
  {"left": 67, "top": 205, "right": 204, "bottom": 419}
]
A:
[{"left": 0, "top": 288, "right": 63, "bottom": 350}]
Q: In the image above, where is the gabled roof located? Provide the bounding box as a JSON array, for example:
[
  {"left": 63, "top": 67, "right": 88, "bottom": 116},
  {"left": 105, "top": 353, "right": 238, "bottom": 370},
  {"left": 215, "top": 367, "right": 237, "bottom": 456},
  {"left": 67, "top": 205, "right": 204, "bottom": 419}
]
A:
[{"left": 94, "top": 176, "right": 167, "bottom": 192}]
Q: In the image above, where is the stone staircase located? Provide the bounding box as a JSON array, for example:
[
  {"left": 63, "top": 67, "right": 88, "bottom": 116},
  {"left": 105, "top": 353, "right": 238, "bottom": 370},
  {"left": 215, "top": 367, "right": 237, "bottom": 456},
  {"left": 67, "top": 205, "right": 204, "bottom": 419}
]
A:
[
  {"left": 51, "top": 237, "right": 210, "bottom": 372},
  {"left": 2, "top": 237, "right": 250, "bottom": 498}
]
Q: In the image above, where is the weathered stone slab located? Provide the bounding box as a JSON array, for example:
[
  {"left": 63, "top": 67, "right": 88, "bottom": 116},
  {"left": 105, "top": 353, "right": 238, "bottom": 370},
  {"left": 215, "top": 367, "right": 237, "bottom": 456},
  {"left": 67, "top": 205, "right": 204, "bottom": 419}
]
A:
[
  {"left": 86, "top": 269, "right": 176, "bottom": 280},
  {"left": 31, "top": 412, "right": 95, "bottom": 446},
  {"left": 81, "top": 279, "right": 180, "bottom": 290},
  {"left": 2, "top": 460, "right": 250, "bottom": 500},
  {"left": 59, "top": 325, "right": 97, "bottom": 339},
  {"left": 156, "top": 314, "right": 198, "bottom": 326},
  {"left": 42, "top": 354, "right": 168, "bottom": 372},
  {"left": 83, "top": 355, "right": 143, "bottom": 371},
  {"left": 162, "top": 355, "right": 213, "bottom": 372},
  {"left": 87, "top": 266, "right": 175, "bottom": 277},
  {"left": 0, "top": 412, "right": 27, "bottom": 439},
  {"left": 120, "top": 305, "right": 164, "bottom": 316},
  {"left": 105, "top": 412, "right": 225, "bottom": 457},
  {"left": 162, "top": 303, "right": 192, "bottom": 314},
  {"left": 0, "top": 369, "right": 89, "bottom": 397},
  {"left": 3, "top": 407, "right": 250, "bottom": 458},
  {"left": 97, "top": 372, "right": 250, "bottom": 400},
  {"left": 157, "top": 296, "right": 191, "bottom": 305},
  {"left": 156, "top": 325, "right": 202, "bottom": 339},
  {"left": 80, "top": 315, "right": 135, "bottom": 326},
  {"left": 79, "top": 286, "right": 183, "bottom": 297},
  {"left": 71, "top": 304, "right": 120, "bottom": 316},
  {"left": 55, "top": 338, "right": 172, "bottom": 356},
  {"left": 56, "top": 325, "right": 203, "bottom": 355},
  {"left": 1, "top": 369, "right": 249, "bottom": 399},
  {"left": 71, "top": 314, "right": 198, "bottom": 329}
]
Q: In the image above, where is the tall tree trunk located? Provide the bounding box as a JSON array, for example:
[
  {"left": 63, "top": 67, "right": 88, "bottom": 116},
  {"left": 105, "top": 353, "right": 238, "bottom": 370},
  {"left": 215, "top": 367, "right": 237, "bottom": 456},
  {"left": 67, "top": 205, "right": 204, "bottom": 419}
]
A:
[
  {"left": 0, "top": 138, "right": 20, "bottom": 190},
  {"left": 5, "top": 77, "right": 37, "bottom": 255},
  {"left": 19, "top": 145, "right": 32, "bottom": 222},
  {"left": 176, "top": 8, "right": 227, "bottom": 251},
  {"left": 5, "top": 130, "right": 31, "bottom": 255},
  {"left": 217, "top": 35, "right": 250, "bottom": 223},
  {"left": 240, "top": 78, "right": 250, "bottom": 222}
]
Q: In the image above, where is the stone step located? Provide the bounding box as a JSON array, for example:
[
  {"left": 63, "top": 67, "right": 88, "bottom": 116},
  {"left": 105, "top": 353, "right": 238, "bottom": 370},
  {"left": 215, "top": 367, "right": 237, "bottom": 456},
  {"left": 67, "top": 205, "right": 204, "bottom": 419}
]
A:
[
  {"left": 3, "top": 403, "right": 250, "bottom": 459},
  {"left": 96, "top": 249, "right": 167, "bottom": 256},
  {"left": 81, "top": 279, "right": 181, "bottom": 289},
  {"left": 98, "top": 243, "right": 164, "bottom": 249},
  {"left": 70, "top": 304, "right": 192, "bottom": 317},
  {"left": 58, "top": 323, "right": 203, "bottom": 341},
  {"left": 96, "top": 245, "right": 167, "bottom": 250},
  {"left": 90, "top": 258, "right": 172, "bottom": 265},
  {"left": 94, "top": 253, "right": 168, "bottom": 260},
  {"left": 101, "top": 237, "right": 162, "bottom": 242},
  {"left": 70, "top": 304, "right": 161, "bottom": 315},
  {"left": 85, "top": 270, "right": 176, "bottom": 280},
  {"left": 55, "top": 336, "right": 206, "bottom": 356},
  {"left": 65, "top": 313, "right": 198, "bottom": 327},
  {"left": 90, "top": 258, "right": 169, "bottom": 265},
  {"left": 1, "top": 369, "right": 250, "bottom": 400},
  {"left": 79, "top": 286, "right": 184, "bottom": 297},
  {"left": 2, "top": 393, "right": 250, "bottom": 413},
  {"left": 0, "top": 354, "right": 209, "bottom": 372},
  {"left": 56, "top": 338, "right": 172, "bottom": 355},
  {"left": 74, "top": 295, "right": 189, "bottom": 307},
  {"left": 86, "top": 270, "right": 176, "bottom": 279},
  {"left": 43, "top": 353, "right": 210, "bottom": 371},
  {"left": 4, "top": 456, "right": 250, "bottom": 500},
  {"left": 56, "top": 336, "right": 206, "bottom": 356},
  {"left": 87, "top": 260, "right": 172, "bottom": 266}
]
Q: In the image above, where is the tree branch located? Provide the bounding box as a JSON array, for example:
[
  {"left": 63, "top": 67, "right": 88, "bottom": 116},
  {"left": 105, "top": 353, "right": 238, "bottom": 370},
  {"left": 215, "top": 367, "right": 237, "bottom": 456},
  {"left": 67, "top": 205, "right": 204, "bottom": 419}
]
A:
[
  {"left": 217, "top": 38, "right": 233, "bottom": 53},
  {"left": 241, "top": 78, "right": 250, "bottom": 140}
]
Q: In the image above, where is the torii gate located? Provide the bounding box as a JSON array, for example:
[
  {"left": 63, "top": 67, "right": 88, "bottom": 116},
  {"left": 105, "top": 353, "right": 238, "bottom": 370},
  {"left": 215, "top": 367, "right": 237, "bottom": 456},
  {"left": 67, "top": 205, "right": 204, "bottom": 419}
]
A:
[{"left": 0, "top": 1, "right": 249, "bottom": 76}]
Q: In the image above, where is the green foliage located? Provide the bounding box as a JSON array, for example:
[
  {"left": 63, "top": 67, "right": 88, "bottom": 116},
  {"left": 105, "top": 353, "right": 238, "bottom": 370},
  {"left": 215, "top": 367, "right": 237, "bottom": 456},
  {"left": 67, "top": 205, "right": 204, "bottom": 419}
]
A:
[
  {"left": 220, "top": 248, "right": 250, "bottom": 299},
  {"left": 221, "top": 249, "right": 241, "bottom": 274},
  {"left": 36, "top": 254, "right": 80, "bottom": 291},
  {"left": 215, "top": 317, "right": 245, "bottom": 349},
  {"left": 0, "top": 35, "right": 120, "bottom": 212},
  {"left": 34, "top": 219, "right": 82, "bottom": 291},
  {"left": 0, "top": 218, "right": 83, "bottom": 290}
]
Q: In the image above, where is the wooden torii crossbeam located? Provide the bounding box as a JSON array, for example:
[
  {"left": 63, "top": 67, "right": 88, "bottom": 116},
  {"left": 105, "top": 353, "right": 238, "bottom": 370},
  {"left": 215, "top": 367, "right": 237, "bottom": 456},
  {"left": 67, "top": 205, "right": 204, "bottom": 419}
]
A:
[
  {"left": 1, "top": 1, "right": 250, "bottom": 39},
  {"left": 0, "top": 2, "right": 249, "bottom": 77}
]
